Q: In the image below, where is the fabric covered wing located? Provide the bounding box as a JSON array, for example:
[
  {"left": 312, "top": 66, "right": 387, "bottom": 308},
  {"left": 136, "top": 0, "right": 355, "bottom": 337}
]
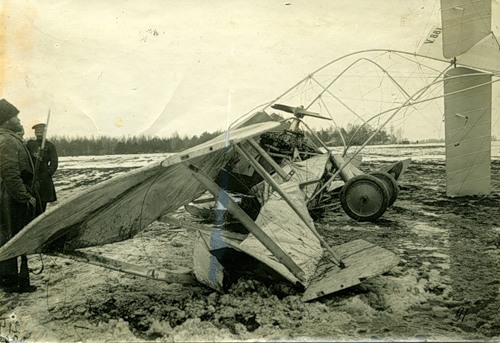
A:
[{"left": 0, "top": 121, "right": 282, "bottom": 261}]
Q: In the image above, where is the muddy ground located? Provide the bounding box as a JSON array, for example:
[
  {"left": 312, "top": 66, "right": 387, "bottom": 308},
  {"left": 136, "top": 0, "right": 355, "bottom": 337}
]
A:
[{"left": 0, "top": 152, "right": 499, "bottom": 342}]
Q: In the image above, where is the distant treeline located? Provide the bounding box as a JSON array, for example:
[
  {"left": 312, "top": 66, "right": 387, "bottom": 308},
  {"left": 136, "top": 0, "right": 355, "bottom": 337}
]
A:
[
  {"left": 51, "top": 131, "right": 223, "bottom": 156},
  {"left": 48, "top": 125, "right": 404, "bottom": 157}
]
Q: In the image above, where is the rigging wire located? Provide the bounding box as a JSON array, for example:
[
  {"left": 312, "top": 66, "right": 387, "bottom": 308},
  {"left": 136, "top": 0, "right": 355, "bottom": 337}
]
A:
[
  {"left": 232, "top": 47, "right": 487, "bottom": 132},
  {"left": 29, "top": 253, "right": 45, "bottom": 275},
  {"left": 302, "top": 53, "right": 452, "bottom": 149},
  {"left": 318, "top": 97, "right": 347, "bottom": 148},
  {"left": 307, "top": 73, "right": 500, "bottom": 204},
  {"left": 344, "top": 64, "right": 463, "bottom": 151},
  {"left": 388, "top": 55, "right": 437, "bottom": 138}
]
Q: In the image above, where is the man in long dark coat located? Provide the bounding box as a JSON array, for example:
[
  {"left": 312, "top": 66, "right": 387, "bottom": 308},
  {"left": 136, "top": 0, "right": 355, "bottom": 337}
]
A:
[
  {"left": 0, "top": 99, "right": 38, "bottom": 293},
  {"left": 26, "top": 123, "right": 58, "bottom": 212}
]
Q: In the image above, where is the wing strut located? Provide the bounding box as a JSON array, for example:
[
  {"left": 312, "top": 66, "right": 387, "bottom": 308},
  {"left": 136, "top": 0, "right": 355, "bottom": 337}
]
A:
[
  {"left": 187, "top": 163, "right": 307, "bottom": 282},
  {"left": 55, "top": 251, "right": 198, "bottom": 285},
  {"left": 235, "top": 141, "right": 346, "bottom": 268}
]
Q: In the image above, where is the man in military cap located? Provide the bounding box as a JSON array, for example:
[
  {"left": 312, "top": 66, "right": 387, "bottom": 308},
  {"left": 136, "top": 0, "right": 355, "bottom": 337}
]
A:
[
  {"left": 0, "top": 98, "right": 38, "bottom": 293},
  {"left": 26, "top": 122, "right": 58, "bottom": 212}
]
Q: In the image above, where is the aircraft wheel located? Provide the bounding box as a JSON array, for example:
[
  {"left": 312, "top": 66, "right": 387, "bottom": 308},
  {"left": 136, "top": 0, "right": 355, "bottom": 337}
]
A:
[
  {"left": 340, "top": 174, "right": 389, "bottom": 222},
  {"left": 369, "top": 171, "right": 399, "bottom": 207}
]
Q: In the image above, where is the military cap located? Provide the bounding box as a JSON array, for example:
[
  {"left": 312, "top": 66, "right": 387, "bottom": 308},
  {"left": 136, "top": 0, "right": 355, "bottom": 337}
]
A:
[
  {"left": 32, "top": 123, "right": 46, "bottom": 130},
  {"left": 0, "top": 99, "right": 20, "bottom": 125}
]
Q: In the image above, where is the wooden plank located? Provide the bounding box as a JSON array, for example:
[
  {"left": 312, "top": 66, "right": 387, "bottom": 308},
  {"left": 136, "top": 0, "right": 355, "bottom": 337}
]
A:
[{"left": 302, "top": 239, "right": 400, "bottom": 302}]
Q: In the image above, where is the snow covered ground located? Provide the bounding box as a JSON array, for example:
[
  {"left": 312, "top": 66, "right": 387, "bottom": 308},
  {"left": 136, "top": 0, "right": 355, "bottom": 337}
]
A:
[{"left": 1, "top": 144, "right": 499, "bottom": 342}]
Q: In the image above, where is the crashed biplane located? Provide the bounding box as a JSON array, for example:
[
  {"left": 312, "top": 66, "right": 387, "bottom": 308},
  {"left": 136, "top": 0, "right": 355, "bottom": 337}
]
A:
[
  {"left": 0, "top": 106, "right": 406, "bottom": 301},
  {"left": 1, "top": 0, "right": 498, "bottom": 301}
]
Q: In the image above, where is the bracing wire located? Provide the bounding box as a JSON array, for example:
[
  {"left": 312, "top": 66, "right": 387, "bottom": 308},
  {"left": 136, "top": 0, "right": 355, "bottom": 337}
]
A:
[
  {"left": 230, "top": 46, "right": 498, "bottom": 149},
  {"left": 344, "top": 67, "right": 494, "bottom": 152},
  {"left": 307, "top": 73, "right": 500, "bottom": 204}
]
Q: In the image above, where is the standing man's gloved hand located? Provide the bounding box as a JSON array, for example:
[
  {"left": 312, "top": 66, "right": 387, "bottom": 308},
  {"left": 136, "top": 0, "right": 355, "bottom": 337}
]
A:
[{"left": 27, "top": 196, "right": 36, "bottom": 208}]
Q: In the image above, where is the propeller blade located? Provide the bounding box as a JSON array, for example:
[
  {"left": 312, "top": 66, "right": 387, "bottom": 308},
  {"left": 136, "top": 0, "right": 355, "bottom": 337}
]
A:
[
  {"left": 271, "top": 104, "right": 330, "bottom": 120},
  {"left": 300, "top": 112, "right": 331, "bottom": 120},
  {"left": 271, "top": 103, "right": 295, "bottom": 114}
]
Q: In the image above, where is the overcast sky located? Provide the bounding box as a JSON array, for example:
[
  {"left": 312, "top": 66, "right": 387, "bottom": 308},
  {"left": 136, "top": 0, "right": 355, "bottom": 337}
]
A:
[{"left": 1, "top": 0, "right": 499, "bottom": 141}]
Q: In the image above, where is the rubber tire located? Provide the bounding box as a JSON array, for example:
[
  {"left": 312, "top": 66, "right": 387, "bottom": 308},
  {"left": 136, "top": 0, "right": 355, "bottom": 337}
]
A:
[
  {"left": 369, "top": 171, "right": 399, "bottom": 207},
  {"left": 340, "top": 174, "right": 390, "bottom": 222}
]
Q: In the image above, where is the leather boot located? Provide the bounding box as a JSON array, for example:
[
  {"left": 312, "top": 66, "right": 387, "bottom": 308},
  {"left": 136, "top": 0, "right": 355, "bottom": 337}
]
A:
[
  {"left": 0, "top": 257, "right": 19, "bottom": 292},
  {"left": 18, "top": 255, "right": 37, "bottom": 293}
]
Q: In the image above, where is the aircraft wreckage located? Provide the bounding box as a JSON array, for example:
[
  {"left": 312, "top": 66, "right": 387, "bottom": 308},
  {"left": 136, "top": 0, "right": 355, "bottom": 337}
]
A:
[
  {"left": 2, "top": 0, "right": 498, "bottom": 301},
  {"left": 0, "top": 105, "right": 406, "bottom": 302}
]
